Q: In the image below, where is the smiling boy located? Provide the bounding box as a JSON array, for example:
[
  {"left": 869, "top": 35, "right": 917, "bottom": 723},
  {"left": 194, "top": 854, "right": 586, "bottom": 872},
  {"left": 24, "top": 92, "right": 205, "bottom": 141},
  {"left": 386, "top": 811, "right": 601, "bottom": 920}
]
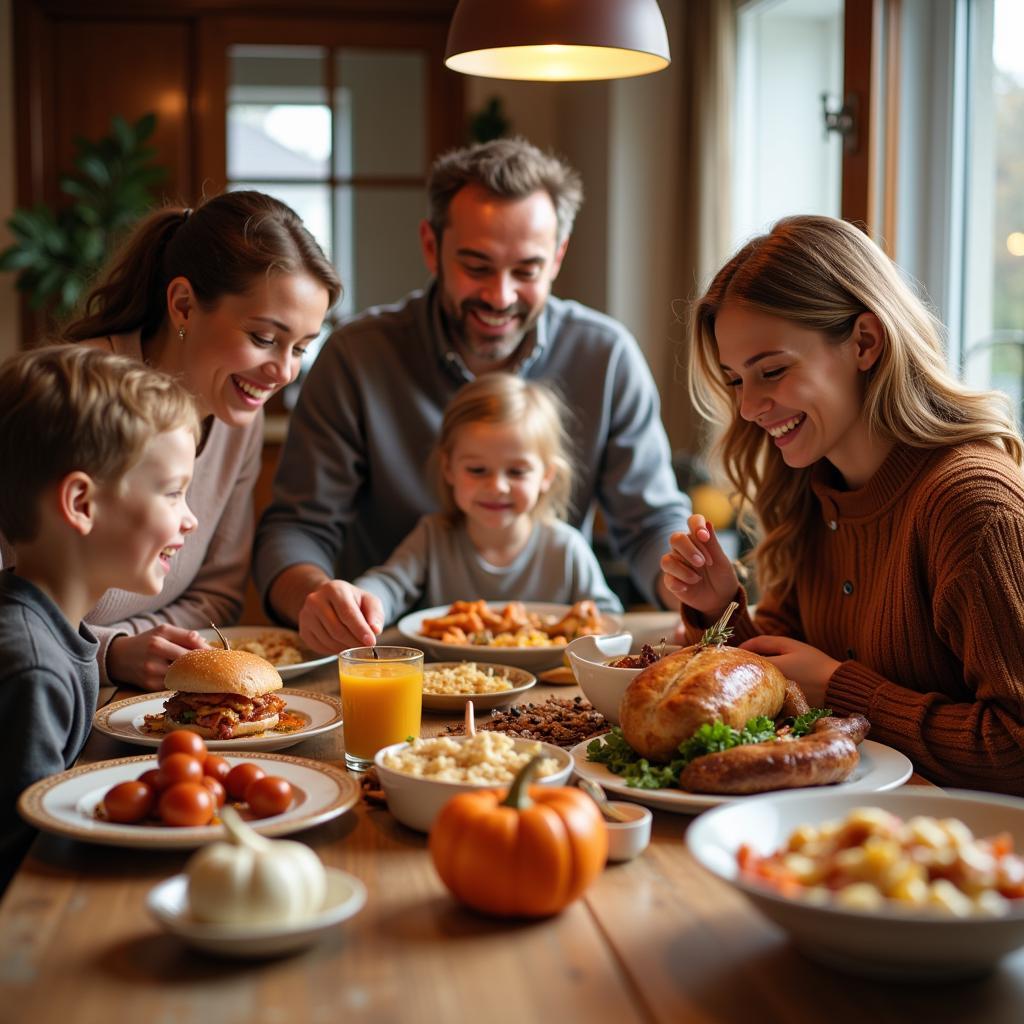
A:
[{"left": 0, "top": 346, "right": 200, "bottom": 887}]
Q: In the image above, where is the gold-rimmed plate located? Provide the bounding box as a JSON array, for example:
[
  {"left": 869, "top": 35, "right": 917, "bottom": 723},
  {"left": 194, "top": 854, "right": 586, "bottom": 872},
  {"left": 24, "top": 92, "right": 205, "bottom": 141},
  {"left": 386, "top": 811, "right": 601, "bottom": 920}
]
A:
[
  {"left": 196, "top": 626, "right": 335, "bottom": 681},
  {"left": 17, "top": 751, "right": 358, "bottom": 849},
  {"left": 92, "top": 690, "right": 343, "bottom": 752}
]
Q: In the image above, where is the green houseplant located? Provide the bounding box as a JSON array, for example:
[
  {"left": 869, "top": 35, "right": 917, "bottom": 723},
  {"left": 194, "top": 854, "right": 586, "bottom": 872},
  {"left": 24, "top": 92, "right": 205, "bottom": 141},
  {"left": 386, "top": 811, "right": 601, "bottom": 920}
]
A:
[{"left": 0, "top": 112, "right": 166, "bottom": 323}]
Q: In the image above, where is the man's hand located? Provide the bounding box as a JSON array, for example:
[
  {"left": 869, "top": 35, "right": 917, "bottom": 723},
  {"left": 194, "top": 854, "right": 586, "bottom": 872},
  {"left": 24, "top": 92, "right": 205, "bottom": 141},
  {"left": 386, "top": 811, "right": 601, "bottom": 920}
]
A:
[
  {"left": 298, "top": 580, "right": 384, "bottom": 653},
  {"left": 739, "top": 635, "right": 841, "bottom": 707},
  {"left": 107, "top": 625, "right": 210, "bottom": 691}
]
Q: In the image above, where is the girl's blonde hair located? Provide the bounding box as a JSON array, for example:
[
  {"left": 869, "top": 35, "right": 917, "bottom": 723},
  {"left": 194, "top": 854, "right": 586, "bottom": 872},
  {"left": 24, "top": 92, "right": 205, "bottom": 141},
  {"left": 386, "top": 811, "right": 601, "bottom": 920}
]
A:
[
  {"left": 688, "top": 214, "right": 1023, "bottom": 597},
  {"left": 436, "top": 373, "right": 574, "bottom": 523}
]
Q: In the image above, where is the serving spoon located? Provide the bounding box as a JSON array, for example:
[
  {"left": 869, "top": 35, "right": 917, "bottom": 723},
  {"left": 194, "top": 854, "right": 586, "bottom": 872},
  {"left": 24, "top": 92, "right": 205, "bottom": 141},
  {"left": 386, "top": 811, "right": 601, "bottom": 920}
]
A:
[
  {"left": 577, "top": 777, "right": 632, "bottom": 823},
  {"left": 464, "top": 699, "right": 476, "bottom": 737}
]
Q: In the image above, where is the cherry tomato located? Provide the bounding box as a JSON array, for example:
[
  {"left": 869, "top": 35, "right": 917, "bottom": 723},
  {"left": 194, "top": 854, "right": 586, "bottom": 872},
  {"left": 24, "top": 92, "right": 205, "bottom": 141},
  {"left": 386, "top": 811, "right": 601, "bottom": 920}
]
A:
[
  {"left": 225, "top": 762, "right": 266, "bottom": 801},
  {"left": 137, "top": 768, "right": 163, "bottom": 790},
  {"left": 103, "top": 780, "right": 156, "bottom": 824},
  {"left": 245, "top": 776, "right": 294, "bottom": 819},
  {"left": 202, "top": 754, "right": 231, "bottom": 783},
  {"left": 156, "top": 752, "right": 204, "bottom": 790},
  {"left": 157, "top": 729, "right": 207, "bottom": 763},
  {"left": 158, "top": 782, "right": 215, "bottom": 827},
  {"left": 200, "top": 775, "right": 227, "bottom": 808}
]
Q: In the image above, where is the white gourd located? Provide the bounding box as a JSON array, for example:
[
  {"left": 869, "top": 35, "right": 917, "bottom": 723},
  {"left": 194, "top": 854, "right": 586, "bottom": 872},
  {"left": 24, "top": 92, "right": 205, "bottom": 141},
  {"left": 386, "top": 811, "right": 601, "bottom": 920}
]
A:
[{"left": 186, "top": 806, "right": 326, "bottom": 925}]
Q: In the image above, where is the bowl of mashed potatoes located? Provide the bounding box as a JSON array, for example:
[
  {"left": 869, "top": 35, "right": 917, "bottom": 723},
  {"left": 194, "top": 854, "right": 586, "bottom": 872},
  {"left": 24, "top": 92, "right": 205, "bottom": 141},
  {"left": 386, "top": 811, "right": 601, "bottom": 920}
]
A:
[{"left": 373, "top": 732, "right": 572, "bottom": 833}]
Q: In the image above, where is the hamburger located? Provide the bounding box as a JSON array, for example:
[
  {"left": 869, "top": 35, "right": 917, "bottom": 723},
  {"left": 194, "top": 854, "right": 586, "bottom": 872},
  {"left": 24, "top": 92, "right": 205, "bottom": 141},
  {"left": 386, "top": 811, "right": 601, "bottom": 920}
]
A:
[{"left": 159, "top": 648, "right": 286, "bottom": 740}]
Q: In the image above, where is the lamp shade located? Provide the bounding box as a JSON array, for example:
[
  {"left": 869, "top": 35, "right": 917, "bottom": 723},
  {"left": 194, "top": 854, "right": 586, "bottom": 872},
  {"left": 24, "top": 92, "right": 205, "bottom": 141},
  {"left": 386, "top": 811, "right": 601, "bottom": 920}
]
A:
[{"left": 444, "top": 0, "right": 671, "bottom": 82}]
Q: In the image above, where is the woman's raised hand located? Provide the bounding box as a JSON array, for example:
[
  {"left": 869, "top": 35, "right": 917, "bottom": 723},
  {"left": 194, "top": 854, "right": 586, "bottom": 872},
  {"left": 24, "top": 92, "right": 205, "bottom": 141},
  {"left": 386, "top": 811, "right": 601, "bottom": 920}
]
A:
[
  {"left": 106, "top": 625, "right": 210, "bottom": 691},
  {"left": 661, "top": 514, "right": 740, "bottom": 617}
]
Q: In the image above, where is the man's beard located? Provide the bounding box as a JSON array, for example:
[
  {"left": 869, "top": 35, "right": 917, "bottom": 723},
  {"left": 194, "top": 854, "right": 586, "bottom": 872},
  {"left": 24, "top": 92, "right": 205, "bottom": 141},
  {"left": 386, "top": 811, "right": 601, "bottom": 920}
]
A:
[{"left": 436, "top": 268, "right": 537, "bottom": 369}]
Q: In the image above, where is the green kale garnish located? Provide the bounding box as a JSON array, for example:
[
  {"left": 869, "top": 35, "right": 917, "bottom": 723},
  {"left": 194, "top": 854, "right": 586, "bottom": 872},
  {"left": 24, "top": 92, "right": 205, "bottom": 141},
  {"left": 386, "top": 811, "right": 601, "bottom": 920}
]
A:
[{"left": 790, "top": 707, "right": 833, "bottom": 736}]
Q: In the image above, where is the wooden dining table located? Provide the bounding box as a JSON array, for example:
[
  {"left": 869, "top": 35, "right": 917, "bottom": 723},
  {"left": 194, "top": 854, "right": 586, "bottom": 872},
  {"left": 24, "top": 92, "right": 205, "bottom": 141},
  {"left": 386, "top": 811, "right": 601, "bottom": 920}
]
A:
[{"left": 2, "top": 610, "right": 1024, "bottom": 1023}]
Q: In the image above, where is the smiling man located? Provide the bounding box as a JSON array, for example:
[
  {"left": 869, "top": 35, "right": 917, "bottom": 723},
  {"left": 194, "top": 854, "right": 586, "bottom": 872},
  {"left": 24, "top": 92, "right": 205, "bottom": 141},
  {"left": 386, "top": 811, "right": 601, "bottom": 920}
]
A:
[{"left": 254, "top": 137, "right": 690, "bottom": 652}]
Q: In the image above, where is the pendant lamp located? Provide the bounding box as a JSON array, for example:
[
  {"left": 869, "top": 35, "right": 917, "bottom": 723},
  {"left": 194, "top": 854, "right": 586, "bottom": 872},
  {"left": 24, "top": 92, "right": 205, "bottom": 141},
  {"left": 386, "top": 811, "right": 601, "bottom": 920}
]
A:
[{"left": 444, "top": 0, "right": 671, "bottom": 82}]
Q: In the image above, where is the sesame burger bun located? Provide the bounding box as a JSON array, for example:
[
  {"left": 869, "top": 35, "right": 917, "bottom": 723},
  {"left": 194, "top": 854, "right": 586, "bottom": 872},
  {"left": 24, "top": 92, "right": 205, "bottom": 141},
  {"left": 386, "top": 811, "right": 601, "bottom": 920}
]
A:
[{"left": 165, "top": 648, "right": 283, "bottom": 698}]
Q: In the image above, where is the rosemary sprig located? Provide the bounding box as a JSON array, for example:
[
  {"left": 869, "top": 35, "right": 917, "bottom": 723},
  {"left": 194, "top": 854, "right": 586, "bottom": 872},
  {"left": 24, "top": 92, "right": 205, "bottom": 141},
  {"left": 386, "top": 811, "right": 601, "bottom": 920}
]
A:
[{"left": 700, "top": 601, "right": 738, "bottom": 649}]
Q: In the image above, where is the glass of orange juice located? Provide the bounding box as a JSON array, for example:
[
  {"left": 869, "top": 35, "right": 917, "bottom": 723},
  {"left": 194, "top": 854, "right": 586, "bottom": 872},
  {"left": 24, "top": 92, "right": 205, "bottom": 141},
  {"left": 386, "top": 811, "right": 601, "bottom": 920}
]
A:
[{"left": 338, "top": 646, "right": 424, "bottom": 771}]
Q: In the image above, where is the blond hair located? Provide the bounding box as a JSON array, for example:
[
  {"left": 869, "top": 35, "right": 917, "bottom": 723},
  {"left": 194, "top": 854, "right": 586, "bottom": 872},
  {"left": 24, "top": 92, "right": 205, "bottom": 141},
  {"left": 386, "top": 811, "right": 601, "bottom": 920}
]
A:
[
  {"left": 688, "top": 214, "right": 1023, "bottom": 597},
  {"left": 0, "top": 345, "right": 201, "bottom": 542},
  {"left": 436, "top": 374, "right": 574, "bottom": 523}
]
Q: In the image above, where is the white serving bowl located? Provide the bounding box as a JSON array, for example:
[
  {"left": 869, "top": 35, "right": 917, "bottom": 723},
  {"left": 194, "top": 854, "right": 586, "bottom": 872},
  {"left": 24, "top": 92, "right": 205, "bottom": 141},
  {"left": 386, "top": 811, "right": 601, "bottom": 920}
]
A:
[
  {"left": 566, "top": 633, "right": 681, "bottom": 724},
  {"left": 605, "top": 801, "right": 653, "bottom": 862},
  {"left": 147, "top": 868, "right": 366, "bottom": 958},
  {"left": 373, "top": 735, "right": 573, "bottom": 833},
  {"left": 686, "top": 787, "right": 1024, "bottom": 979}
]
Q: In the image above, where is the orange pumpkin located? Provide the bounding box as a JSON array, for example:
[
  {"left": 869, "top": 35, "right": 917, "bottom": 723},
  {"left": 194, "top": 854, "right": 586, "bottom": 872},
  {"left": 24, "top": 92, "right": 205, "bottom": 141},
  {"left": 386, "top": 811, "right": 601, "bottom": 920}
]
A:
[{"left": 429, "top": 755, "right": 608, "bottom": 917}]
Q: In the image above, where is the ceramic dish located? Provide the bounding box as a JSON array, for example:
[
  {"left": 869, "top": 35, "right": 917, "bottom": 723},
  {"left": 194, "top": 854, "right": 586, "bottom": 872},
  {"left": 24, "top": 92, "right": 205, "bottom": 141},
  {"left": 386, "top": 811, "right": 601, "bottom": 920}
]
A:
[
  {"left": 373, "top": 736, "right": 573, "bottom": 833},
  {"left": 569, "top": 735, "right": 913, "bottom": 814},
  {"left": 421, "top": 661, "right": 536, "bottom": 712},
  {"left": 17, "top": 751, "right": 359, "bottom": 849},
  {"left": 196, "top": 626, "right": 335, "bottom": 681},
  {"left": 147, "top": 868, "right": 367, "bottom": 957},
  {"left": 566, "top": 632, "right": 681, "bottom": 724},
  {"left": 686, "top": 788, "right": 1024, "bottom": 979},
  {"left": 93, "top": 690, "right": 344, "bottom": 752},
  {"left": 397, "top": 602, "right": 622, "bottom": 672}
]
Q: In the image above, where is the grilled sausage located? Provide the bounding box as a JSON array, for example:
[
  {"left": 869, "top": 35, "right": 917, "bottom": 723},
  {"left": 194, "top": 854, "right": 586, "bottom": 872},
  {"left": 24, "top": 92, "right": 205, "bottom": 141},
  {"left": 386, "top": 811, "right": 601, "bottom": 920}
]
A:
[
  {"left": 677, "top": 732, "right": 860, "bottom": 795},
  {"left": 620, "top": 645, "right": 787, "bottom": 762},
  {"left": 812, "top": 712, "right": 870, "bottom": 744}
]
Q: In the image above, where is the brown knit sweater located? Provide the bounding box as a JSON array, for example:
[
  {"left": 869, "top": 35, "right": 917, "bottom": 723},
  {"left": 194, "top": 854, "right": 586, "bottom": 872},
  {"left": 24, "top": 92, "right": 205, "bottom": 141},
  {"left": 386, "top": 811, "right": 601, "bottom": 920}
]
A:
[{"left": 682, "top": 442, "right": 1024, "bottom": 794}]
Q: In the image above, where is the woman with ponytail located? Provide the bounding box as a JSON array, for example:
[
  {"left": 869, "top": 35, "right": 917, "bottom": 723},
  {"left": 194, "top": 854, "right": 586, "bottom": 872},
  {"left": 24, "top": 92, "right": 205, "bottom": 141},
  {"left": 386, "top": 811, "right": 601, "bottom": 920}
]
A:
[
  {"left": 662, "top": 214, "right": 1024, "bottom": 793},
  {"left": 2, "top": 191, "right": 340, "bottom": 689}
]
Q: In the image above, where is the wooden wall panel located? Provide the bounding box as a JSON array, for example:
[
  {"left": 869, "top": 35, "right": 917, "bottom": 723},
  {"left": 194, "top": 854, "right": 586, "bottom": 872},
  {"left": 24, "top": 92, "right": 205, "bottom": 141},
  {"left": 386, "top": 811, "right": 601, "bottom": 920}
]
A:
[{"left": 52, "top": 19, "right": 192, "bottom": 206}]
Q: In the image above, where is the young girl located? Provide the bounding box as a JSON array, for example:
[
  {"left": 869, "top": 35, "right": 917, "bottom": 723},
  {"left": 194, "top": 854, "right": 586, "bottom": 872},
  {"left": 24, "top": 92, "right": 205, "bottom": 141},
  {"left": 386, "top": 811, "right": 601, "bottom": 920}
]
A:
[
  {"left": 662, "top": 214, "right": 1024, "bottom": 794},
  {"left": 347, "top": 373, "right": 623, "bottom": 627}
]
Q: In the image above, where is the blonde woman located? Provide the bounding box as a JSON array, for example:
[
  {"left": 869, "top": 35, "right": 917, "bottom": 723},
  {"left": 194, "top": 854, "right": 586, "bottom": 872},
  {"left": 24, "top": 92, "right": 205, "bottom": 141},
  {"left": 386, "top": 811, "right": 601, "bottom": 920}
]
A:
[
  {"left": 319, "top": 373, "right": 622, "bottom": 645},
  {"left": 662, "top": 215, "right": 1024, "bottom": 793}
]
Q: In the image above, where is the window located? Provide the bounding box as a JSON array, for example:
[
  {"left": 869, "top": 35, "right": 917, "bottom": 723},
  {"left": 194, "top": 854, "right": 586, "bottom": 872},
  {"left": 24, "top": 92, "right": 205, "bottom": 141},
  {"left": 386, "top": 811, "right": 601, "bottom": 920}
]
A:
[
  {"left": 732, "top": 0, "right": 845, "bottom": 249},
  {"left": 227, "top": 44, "right": 432, "bottom": 349},
  {"left": 961, "top": 0, "right": 1024, "bottom": 421}
]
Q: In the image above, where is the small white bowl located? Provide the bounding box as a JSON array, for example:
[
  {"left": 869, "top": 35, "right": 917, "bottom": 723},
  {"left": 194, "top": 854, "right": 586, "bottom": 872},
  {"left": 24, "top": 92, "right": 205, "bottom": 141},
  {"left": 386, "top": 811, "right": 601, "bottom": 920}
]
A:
[
  {"left": 373, "top": 736, "right": 573, "bottom": 833},
  {"left": 147, "top": 868, "right": 367, "bottom": 958},
  {"left": 687, "top": 788, "right": 1024, "bottom": 979},
  {"left": 566, "top": 633, "right": 681, "bottom": 724},
  {"left": 604, "top": 802, "right": 653, "bottom": 862}
]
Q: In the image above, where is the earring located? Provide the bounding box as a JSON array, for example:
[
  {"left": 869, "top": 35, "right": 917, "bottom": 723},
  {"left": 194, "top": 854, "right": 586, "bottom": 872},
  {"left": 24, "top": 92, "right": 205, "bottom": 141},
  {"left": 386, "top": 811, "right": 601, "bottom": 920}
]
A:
[{"left": 178, "top": 325, "right": 186, "bottom": 341}]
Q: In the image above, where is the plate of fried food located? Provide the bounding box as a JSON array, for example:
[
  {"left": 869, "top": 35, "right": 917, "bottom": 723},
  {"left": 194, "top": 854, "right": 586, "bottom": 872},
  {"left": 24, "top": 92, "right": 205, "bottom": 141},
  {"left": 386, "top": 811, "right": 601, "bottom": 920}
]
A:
[
  {"left": 420, "top": 661, "right": 536, "bottom": 712},
  {"left": 398, "top": 600, "right": 621, "bottom": 672},
  {"left": 570, "top": 619, "right": 912, "bottom": 812},
  {"left": 197, "top": 626, "right": 335, "bottom": 681}
]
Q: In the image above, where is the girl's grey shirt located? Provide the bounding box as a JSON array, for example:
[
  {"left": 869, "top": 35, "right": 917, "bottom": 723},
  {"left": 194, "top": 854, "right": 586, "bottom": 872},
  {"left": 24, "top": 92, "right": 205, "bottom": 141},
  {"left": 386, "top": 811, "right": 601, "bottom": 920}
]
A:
[
  {"left": 254, "top": 287, "right": 689, "bottom": 610},
  {"left": 352, "top": 514, "right": 624, "bottom": 625}
]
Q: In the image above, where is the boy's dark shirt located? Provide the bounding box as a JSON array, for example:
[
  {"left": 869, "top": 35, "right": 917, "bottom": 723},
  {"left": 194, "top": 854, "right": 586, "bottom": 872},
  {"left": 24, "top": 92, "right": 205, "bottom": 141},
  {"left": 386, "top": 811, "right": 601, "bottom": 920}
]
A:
[{"left": 0, "top": 569, "right": 98, "bottom": 889}]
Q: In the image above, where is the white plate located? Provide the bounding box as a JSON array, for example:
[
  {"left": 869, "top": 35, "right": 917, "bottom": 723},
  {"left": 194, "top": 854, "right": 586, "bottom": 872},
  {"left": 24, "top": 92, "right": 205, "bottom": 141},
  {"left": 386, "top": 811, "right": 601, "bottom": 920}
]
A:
[
  {"left": 148, "top": 869, "right": 367, "bottom": 958},
  {"left": 17, "top": 751, "right": 359, "bottom": 849},
  {"left": 92, "top": 690, "right": 344, "bottom": 752},
  {"left": 197, "top": 626, "right": 335, "bottom": 681},
  {"left": 687, "top": 789, "right": 1024, "bottom": 979},
  {"left": 397, "top": 602, "right": 622, "bottom": 672},
  {"left": 570, "top": 735, "right": 913, "bottom": 813},
  {"left": 421, "top": 662, "right": 536, "bottom": 712}
]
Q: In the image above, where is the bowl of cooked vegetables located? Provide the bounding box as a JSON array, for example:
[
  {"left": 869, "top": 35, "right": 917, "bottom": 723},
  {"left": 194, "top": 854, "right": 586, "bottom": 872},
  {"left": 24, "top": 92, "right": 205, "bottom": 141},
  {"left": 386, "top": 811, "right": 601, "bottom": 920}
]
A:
[{"left": 686, "top": 788, "right": 1024, "bottom": 979}]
